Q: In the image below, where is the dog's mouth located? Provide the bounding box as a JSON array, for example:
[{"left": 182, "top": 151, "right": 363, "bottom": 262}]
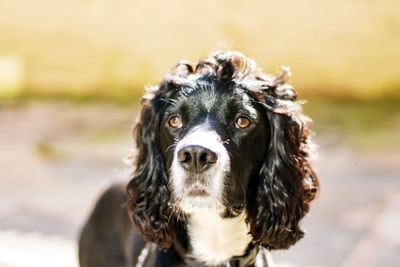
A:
[
  {"left": 187, "top": 185, "right": 210, "bottom": 197},
  {"left": 176, "top": 182, "right": 224, "bottom": 213}
]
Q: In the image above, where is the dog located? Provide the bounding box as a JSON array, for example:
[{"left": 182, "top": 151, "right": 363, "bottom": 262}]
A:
[{"left": 78, "top": 51, "right": 319, "bottom": 267}]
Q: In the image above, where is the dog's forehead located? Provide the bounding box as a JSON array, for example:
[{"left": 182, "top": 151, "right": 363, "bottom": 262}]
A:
[{"left": 177, "top": 82, "right": 253, "bottom": 113}]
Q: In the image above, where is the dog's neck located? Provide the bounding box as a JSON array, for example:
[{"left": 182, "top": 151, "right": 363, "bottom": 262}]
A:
[{"left": 187, "top": 208, "right": 253, "bottom": 266}]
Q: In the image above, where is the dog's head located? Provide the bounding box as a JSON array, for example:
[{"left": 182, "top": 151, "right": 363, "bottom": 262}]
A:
[{"left": 127, "top": 51, "right": 319, "bottom": 250}]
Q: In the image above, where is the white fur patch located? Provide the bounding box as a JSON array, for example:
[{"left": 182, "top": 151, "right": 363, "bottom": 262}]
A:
[
  {"left": 170, "top": 129, "right": 230, "bottom": 213},
  {"left": 188, "top": 209, "right": 252, "bottom": 266},
  {"left": 170, "top": 128, "right": 251, "bottom": 265}
]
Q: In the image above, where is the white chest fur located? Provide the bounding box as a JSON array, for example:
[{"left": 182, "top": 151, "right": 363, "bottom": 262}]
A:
[{"left": 187, "top": 209, "right": 252, "bottom": 266}]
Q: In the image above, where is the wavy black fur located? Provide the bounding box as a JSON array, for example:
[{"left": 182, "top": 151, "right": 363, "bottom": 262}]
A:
[{"left": 127, "top": 80, "right": 178, "bottom": 249}]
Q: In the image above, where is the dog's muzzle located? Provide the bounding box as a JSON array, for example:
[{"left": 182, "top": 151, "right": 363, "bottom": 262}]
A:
[{"left": 170, "top": 128, "right": 231, "bottom": 212}]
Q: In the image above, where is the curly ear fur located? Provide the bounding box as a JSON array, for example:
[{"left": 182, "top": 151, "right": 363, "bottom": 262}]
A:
[
  {"left": 126, "top": 80, "right": 178, "bottom": 249},
  {"left": 246, "top": 72, "right": 319, "bottom": 250}
]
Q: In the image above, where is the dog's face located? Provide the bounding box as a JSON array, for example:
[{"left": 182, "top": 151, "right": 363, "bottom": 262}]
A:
[
  {"left": 158, "top": 83, "right": 269, "bottom": 214},
  {"left": 127, "top": 51, "right": 319, "bottom": 250}
]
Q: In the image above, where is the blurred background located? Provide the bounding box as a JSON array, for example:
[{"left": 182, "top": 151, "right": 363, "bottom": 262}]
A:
[{"left": 0, "top": 0, "right": 399, "bottom": 266}]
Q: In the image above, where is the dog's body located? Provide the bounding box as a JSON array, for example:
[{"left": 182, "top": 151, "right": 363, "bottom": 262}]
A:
[{"left": 79, "top": 51, "right": 319, "bottom": 267}]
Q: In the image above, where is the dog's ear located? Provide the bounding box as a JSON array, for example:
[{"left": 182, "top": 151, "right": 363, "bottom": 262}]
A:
[
  {"left": 246, "top": 71, "right": 319, "bottom": 250},
  {"left": 126, "top": 80, "right": 177, "bottom": 249}
]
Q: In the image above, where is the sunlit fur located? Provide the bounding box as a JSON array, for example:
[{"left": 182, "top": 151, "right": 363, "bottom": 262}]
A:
[{"left": 126, "top": 50, "right": 319, "bottom": 258}]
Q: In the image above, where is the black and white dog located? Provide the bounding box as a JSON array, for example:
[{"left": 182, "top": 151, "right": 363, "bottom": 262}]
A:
[{"left": 79, "top": 51, "right": 319, "bottom": 267}]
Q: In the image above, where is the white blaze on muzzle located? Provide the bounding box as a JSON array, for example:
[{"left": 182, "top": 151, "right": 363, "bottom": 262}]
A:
[{"left": 170, "top": 128, "right": 231, "bottom": 213}]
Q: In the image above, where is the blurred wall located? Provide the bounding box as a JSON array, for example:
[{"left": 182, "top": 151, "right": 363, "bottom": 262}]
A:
[{"left": 0, "top": 0, "right": 399, "bottom": 99}]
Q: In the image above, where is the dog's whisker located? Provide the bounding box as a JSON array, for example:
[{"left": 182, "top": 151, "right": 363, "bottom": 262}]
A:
[
  {"left": 222, "top": 139, "right": 231, "bottom": 145},
  {"left": 166, "top": 143, "right": 177, "bottom": 153},
  {"left": 160, "top": 98, "right": 179, "bottom": 107}
]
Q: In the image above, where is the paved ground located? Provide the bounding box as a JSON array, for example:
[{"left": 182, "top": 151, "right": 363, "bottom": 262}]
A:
[{"left": 0, "top": 101, "right": 399, "bottom": 267}]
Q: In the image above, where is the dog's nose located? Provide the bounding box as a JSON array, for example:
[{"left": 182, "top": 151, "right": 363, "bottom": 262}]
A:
[{"left": 177, "top": 145, "right": 217, "bottom": 173}]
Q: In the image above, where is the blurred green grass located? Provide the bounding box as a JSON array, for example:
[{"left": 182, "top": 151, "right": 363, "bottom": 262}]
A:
[{"left": 304, "top": 99, "right": 400, "bottom": 151}]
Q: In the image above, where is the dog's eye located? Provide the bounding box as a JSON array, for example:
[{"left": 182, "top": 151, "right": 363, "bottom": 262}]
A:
[
  {"left": 235, "top": 116, "right": 251, "bottom": 129},
  {"left": 168, "top": 115, "right": 182, "bottom": 128}
]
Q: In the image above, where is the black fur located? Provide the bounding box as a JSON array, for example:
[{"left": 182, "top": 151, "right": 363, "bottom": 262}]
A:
[{"left": 127, "top": 81, "right": 176, "bottom": 249}]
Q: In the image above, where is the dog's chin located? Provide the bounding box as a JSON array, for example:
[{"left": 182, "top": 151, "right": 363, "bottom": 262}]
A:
[{"left": 180, "top": 195, "right": 225, "bottom": 214}]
